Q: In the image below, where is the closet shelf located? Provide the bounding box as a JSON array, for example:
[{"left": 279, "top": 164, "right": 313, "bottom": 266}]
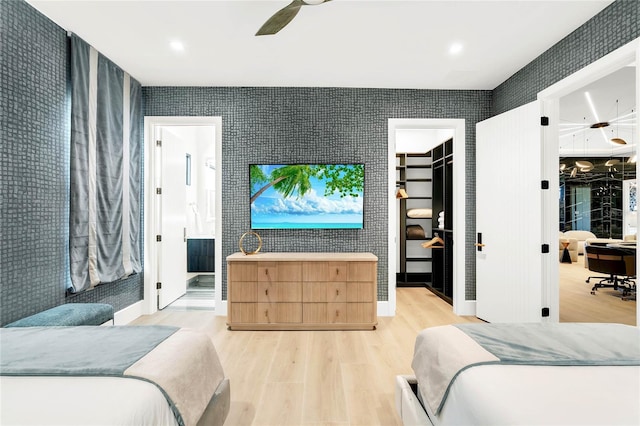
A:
[
  {"left": 404, "top": 196, "right": 432, "bottom": 200},
  {"left": 397, "top": 150, "right": 436, "bottom": 288},
  {"left": 404, "top": 178, "right": 432, "bottom": 182}
]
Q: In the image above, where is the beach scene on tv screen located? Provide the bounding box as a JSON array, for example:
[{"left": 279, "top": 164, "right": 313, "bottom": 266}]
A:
[{"left": 250, "top": 164, "right": 364, "bottom": 229}]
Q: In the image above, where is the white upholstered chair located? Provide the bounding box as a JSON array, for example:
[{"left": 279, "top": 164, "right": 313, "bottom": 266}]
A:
[{"left": 563, "top": 230, "right": 597, "bottom": 256}]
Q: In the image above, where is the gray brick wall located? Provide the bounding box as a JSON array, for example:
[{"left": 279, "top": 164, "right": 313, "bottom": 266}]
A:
[
  {"left": 3, "top": 0, "right": 637, "bottom": 321},
  {"left": 0, "top": 0, "right": 143, "bottom": 326},
  {"left": 143, "top": 87, "right": 492, "bottom": 301},
  {"left": 493, "top": 0, "right": 640, "bottom": 116}
]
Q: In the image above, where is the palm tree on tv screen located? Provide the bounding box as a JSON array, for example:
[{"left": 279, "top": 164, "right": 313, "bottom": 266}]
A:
[{"left": 250, "top": 164, "right": 363, "bottom": 205}]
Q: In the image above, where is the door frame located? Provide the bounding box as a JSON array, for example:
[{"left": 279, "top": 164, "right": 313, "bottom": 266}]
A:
[
  {"left": 143, "top": 116, "right": 223, "bottom": 315},
  {"left": 537, "top": 38, "right": 639, "bottom": 323},
  {"left": 388, "top": 118, "right": 470, "bottom": 316}
]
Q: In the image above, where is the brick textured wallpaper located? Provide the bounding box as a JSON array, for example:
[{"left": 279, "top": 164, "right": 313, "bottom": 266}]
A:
[
  {"left": 0, "top": 0, "right": 143, "bottom": 326},
  {"left": 143, "top": 87, "right": 492, "bottom": 301},
  {"left": 493, "top": 0, "right": 639, "bottom": 115},
  {"left": 3, "top": 0, "right": 637, "bottom": 322}
]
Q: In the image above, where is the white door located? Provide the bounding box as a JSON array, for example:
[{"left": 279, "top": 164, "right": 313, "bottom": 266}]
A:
[
  {"left": 158, "top": 128, "right": 187, "bottom": 308},
  {"left": 476, "top": 101, "right": 544, "bottom": 323}
]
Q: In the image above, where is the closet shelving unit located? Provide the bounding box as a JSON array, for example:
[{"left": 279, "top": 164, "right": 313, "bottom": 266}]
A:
[
  {"left": 396, "top": 138, "right": 454, "bottom": 302},
  {"left": 430, "top": 138, "right": 454, "bottom": 303},
  {"left": 396, "top": 152, "right": 433, "bottom": 287}
]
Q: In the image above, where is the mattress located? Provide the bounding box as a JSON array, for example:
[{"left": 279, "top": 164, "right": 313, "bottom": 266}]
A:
[
  {"left": 409, "top": 323, "right": 640, "bottom": 426},
  {"left": 0, "top": 326, "right": 229, "bottom": 426},
  {"left": 1, "top": 376, "right": 179, "bottom": 426},
  {"left": 419, "top": 365, "right": 640, "bottom": 425}
]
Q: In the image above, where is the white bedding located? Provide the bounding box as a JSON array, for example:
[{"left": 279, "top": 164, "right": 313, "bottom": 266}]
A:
[
  {"left": 0, "top": 326, "right": 227, "bottom": 426},
  {"left": 420, "top": 364, "right": 640, "bottom": 426},
  {"left": 409, "top": 323, "right": 640, "bottom": 426},
  {"left": 0, "top": 376, "right": 178, "bottom": 426}
]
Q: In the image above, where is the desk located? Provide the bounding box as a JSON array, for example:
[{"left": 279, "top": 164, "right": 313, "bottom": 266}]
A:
[
  {"left": 606, "top": 242, "right": 637, "bottom": 250},
  {"left": 603, "top": 243, "right": 636, "bottom": 300}
]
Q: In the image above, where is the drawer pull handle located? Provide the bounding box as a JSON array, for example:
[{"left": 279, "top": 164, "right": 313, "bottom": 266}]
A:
[
  {"left": 265, "top": 269, "right": 269, "bottom": 275},
  {"left": 265, "top": 289, "right": 269, "bottom": 296},
  {"left": 336, "top": 268, "right": 339, "bottom": 275},
  {"left": 336, "top": 289, "right": 339, "bottom": 296},
  {"left": 264, "top": 310, "right": 268, "bottom": 317},
  {"left": 336, "top": 310, "right": 339, "bottom": 317}
]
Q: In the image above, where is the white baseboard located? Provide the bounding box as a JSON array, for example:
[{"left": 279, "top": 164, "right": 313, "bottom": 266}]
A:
[
  {"left": 379, "top": 300, "right": 476, "bottom": 318},
  {"left": 377, "top": 301, "right": 394, "bottom": 317},
  {"left": 114, "top": 301, "right": 144, "bottom": 325},
  {"left": 216, "top": 300, "right": 228, "bottom": 316},
  {"left": 454, "top": 300, "right": 476, "bottom": 317}
]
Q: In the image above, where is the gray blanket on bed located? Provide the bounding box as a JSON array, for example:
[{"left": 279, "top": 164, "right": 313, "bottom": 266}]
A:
[
  {"left": 454, "top": 323, "right": 640, "bottom": 365},
  {"left": 1, "top": 326, "right": 225, "bottom": 426},
  {"left": 412, "top": 323, "right": 640, "bottom": 415},
  {"left": 0, "top": 326, "right": 178, "bottom": 375}
]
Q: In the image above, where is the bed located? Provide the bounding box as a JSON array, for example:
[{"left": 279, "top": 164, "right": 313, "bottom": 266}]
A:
[
  {"left": 0, "top": 326, "right": 230, "bottom": 426},
  {"left": 396, "top": 322, "right": 640, "bottom": 426}
]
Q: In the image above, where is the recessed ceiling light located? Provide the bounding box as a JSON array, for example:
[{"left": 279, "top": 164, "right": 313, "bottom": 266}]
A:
[
  {"left": 449, "top": 43, "right": 463, "bottom": 55},
  {"left": 170, "top": 40, "right": 184, "bottom": 52}
]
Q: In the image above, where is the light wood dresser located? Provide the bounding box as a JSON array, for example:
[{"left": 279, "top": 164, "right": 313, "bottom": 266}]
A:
[{"left": 226, "top": 252, "right": 378, "bottom": 330}]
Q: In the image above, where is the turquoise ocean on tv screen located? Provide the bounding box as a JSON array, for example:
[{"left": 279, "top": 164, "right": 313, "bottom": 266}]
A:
[
  {"left": 250, "top": 164, "right": 364, "bottom": 230},
  {"left": 252, "top": 221, "right": 363, "bottom": 229}
]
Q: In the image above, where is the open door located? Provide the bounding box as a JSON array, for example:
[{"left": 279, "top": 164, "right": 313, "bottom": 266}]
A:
[
  {"left": 158, "top": 128, "right": 188, "bottom": 308},
  {"left": 476, "top": 101, "right": 545, "bottom": 323}
]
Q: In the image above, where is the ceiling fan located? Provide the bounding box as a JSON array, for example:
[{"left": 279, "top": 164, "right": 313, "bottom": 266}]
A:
[{"left": 256, "top": 0, "right": 332, "bottom": 36}]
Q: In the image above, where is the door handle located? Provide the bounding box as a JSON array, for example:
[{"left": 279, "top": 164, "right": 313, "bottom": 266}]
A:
[{"left": 476, "top": 233, "right": 484, "bottom": 252}]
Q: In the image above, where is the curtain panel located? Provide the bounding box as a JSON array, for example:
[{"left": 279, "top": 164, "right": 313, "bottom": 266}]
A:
[{"left": 69, "top": 34, "right": 142, "bottom": 293}]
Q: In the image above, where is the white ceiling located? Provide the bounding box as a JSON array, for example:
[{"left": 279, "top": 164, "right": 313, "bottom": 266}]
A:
[
  {"left": 560, "top": 65, "right": 637, "bottom": 157},
  {"left": 27, "top": 0, "right": 614, "bottom": 90},
  {"left": 26, "top": 0, "right": 635, "bottom": 157}
]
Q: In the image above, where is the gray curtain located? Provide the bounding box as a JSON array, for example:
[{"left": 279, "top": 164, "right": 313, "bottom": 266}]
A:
[{"left": 69, "top": 34, "right": 141, "bottom": 293}]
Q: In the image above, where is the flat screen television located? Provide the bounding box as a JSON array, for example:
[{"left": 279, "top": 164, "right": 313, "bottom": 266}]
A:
[{"left": 250, "top": 163, "right": 364, "bottom": 229}]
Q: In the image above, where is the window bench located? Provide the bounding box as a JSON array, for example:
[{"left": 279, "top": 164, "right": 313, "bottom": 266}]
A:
[{"left": 4, "top": 303, "right": 114, "bottom": 327}]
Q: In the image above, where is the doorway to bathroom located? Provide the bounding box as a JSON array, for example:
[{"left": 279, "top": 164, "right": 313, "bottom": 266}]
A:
[
  {"left": 160, "top": 125, "right": 216, "bottom": 310},
  {"left": 143, "top": 117, "right": 223, "bottom": 315}
]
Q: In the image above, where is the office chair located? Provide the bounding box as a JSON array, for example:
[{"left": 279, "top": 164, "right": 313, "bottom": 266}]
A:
[{"left": 584, "top": 245, "right": 636, "bottom": 297}]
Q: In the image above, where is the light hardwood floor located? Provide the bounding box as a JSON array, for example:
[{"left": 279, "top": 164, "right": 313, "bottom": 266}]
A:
[
  {"left": 130, "top": 288, "right": 480, "bottom": 426},
  {"left": 131, "top": 273, "right": 636, "bottom": 426},
  {"left": 559, "top": 255, "right": 636, "bottom": 326}
]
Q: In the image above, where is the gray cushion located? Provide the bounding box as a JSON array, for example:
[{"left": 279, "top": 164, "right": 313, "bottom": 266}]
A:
[{"left": 5, "top": 303, "right": 114, "bottom": 327}]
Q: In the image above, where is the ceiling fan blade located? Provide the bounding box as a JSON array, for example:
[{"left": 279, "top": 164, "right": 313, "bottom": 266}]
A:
[{"left": 256, "top": 0, "right": 304, "bottom": 36}]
